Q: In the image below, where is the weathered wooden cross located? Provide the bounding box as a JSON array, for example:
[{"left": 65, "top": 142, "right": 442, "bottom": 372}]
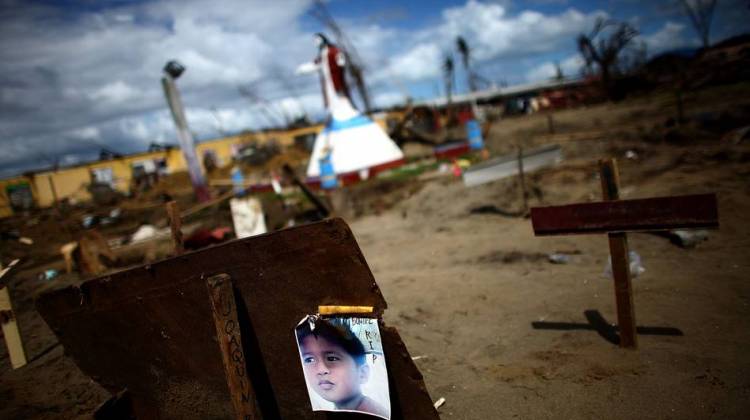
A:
[{"left": 530, "top": 158, "right": 719, "bottom": 348}]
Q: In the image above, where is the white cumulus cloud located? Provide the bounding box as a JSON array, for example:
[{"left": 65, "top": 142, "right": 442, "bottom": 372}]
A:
[{"left": 526, "top": 54, "right": 583, "bottom": 81}]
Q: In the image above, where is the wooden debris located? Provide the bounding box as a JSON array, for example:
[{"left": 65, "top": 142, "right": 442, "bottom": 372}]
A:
[
  {"left": 1, "top": 259, "right": 26, "bottom": 369},
  {"left": 0, "top": 258, "right": 21, "bottom": 281},
  {"left": 37, "top": 219, "right": 439, "bottom": 419},
  {"left": 60, "top": 242, "right": 78, "bottom": 274},
  {"left": 76, "top": 230, "right": 117, "bottom": 276},
  {"left": 463, "top": 144, "right": 562, "bottom": 188},
  {"left": 180, "top": 189, "right": 237, "bottom": 219}
]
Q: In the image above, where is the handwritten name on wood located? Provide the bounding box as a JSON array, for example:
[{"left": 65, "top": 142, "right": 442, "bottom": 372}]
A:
[{"left": 206, "top": 274, "right": 260, "bottom": 420}]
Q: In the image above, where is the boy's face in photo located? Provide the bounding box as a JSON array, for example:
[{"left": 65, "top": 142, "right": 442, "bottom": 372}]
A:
[{"left": 300, "top": 334, "right": 368, "bottom": 404}]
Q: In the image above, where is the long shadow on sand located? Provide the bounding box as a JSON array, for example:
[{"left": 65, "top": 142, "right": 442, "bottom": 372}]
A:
[{"left": 531, "top": 310, "right": 684, "bottom": 345}]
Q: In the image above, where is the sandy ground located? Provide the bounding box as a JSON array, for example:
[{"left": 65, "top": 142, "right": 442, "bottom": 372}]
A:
[
  {"left": 351, "top": 85, "right": 750, "bottom": 419},
  {"left": 2, "top": 83, "right": 750, "bottom": 419}
]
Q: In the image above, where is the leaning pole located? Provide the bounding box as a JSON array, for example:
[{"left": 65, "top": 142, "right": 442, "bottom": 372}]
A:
[{"left": 161, "top": 61, "right": 211, "bottom": 202}]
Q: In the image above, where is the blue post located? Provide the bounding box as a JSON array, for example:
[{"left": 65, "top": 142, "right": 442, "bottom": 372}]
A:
[
  {"left": 231, "top": 166, "right": 246, "bottom": 196},
  {"left": 319, "top": 153, "right": 338, "bottom": 190},
  {"left": 466, "top": 119, "right": 484, "bottom": 150}
]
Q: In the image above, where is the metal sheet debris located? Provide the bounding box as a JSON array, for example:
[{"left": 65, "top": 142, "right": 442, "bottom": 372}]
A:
[{"left": 462, "top": 144, "right": 563, "bottom": 187}]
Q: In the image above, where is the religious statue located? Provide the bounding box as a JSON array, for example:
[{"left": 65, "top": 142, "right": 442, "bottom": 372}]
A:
[{"left": 297, "top": 34, "right": 404, "bottom": 183}]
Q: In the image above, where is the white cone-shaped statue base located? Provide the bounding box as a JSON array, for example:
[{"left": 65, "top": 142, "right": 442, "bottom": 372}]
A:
[
  {"left": 306, "top": 115, "right": 404, "bottom": 178},
  {"left": 298, "top": 37, "right": 404, "bottom": 179}
]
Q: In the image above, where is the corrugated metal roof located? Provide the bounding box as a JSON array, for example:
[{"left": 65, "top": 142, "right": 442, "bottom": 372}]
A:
[{"left": 413, "top": 77, "right": 584, "bottom": 107}]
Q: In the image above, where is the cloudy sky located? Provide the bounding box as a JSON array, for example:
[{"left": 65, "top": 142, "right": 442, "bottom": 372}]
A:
[{"left": 1, "top": 0, "right": 748, "bottom": 177}]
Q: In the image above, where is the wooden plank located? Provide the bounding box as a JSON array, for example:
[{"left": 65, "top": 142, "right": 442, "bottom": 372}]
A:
[
  {"left": 166, "top": 201, "right": 184, "bottom": 255},
  {"left": 205, "top": 274, "right": 260, "bottom": 420},
  {"left": 37, "top": 218, "right": 438, "bottom": 419},
  {"left": 1, "top": 287, "right": 27, "bottom": 369},
  {"left": 180, "top": 188, "right": 236, "bottom": 219},
  {"left": 599, "top": 159, "right": 637, "bottom": 349},
  {"left": 1, "top": 259, "right": 27, "bottom": 368},
  {"left": 530, "top": 193, "right": 718, "bottom": 236}
]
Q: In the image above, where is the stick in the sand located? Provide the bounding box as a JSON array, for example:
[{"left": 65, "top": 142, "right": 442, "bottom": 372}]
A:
[
  {"left": 517, "top": 145, "right": 529, "bottom": 214},
  {"left": 530, "top": 158, "right": 719, "bottom": 348},
  {"left": 282, "top": 163, "right": 330, "bottom": 218},
  {"left": 166, "top": 201, "right": 184, "bottom": 255},
  {"left": 205, "top": 273, "right": 261, "bottom": 420},
  {"left": 547, "top": 114, "right": 555, "bottom": 134},
  {"left": 180, "top": 188, "right": 237, "bottom": 219},
  {"left": 0, "top": 259, "right": 27, "bottom": 369}
]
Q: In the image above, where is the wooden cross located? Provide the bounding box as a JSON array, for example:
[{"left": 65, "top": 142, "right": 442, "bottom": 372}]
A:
[{"left": 530, "top": 158, "right": 719, "bottom": 348}]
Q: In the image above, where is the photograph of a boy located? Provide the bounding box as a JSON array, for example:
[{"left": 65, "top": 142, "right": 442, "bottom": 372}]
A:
[{"left": 296, "top": 318, "right": 390, "bottom": 419}]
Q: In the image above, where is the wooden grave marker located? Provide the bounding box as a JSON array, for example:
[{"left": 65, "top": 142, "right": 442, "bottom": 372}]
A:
[
  {"left": 206, "top": 273, "right": 261, "bottom": 420},
  {"left": 230, "top": 197, "right": 267, "bottom": 239},
  {"left": 166, "top": 200, "right": 184, "bottom": 255},
  {"left": 37, "top": 218, "right": 438, "bottom": 419},
  {"left": 530, "top": 158, "right": 719, "bottom": 348}
]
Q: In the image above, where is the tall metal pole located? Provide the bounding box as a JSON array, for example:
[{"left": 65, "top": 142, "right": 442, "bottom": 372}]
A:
[{"left": 161, "top": 72, "right": 211, "bottom": 202}]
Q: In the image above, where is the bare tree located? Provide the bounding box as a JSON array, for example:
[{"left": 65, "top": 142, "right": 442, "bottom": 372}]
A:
[
  {"left": 577, "top": 18, "right": 639, "bottom": 98},
  {"left": 270, "top": 64, "right": 310, "bottom": 123},
  {"left": 456, "top": 36, "right": 477, "bottom": 92},
  {"left": 554, "top": 61, "right": 564, "bottom": 81},
  {"left": 237, "top": 86, "right": 286, "bottom": 128},
  {"left": 680, "top": 0, "right": 717, "bottom": 48},
  {"left": 442, "top": 55, "right": 455, "bottom": 107},
  {"left": 620, "top": 40, "right": 648, "bottom": 74},
  {"left": 210, "top": 107, "right": 226, "bottom": 137}
]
